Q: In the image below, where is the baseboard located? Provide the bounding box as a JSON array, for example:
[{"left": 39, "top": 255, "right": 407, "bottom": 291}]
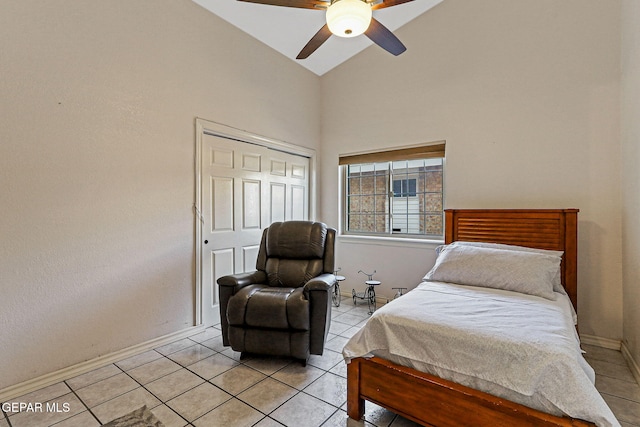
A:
[
  {"left": 579, "top": 334, "right": 621, "bottom": 350},
  {"left": 621, "top": 341, "right": 640, "bottom": 385},
  {"left": 0, "top": 325, "right": 205, "bottom": 402}
]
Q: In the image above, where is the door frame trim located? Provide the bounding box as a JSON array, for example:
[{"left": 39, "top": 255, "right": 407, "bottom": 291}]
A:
[{"left": 194, "top": 118, "right": 317, "bottom": 325}]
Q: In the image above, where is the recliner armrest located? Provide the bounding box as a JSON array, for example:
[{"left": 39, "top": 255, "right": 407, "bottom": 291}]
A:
[
  {"left": 217, "top": 271, "right": 267, "bottom": 289},
  {"left": 304, "top": 273, "right": 336, "bottom": 356},
  {"left": 218, "top": 270, "right": 267, "bottom": 347},
  {"left": 303, "top": 273, "right": 336, "bottom": 297}
]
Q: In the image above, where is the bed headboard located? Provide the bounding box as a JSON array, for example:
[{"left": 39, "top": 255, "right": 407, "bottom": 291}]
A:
[{"left": 444, "top": 209, "right": 579, "bottom": 310}]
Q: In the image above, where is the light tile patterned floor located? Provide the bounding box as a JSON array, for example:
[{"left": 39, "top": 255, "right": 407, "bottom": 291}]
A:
[{"left": 1, "top": 300, "right": 639, "bottom": 427}]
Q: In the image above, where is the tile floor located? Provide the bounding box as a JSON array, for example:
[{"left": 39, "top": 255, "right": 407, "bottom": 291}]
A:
[{"left": 2, "top": 301, "right": 639, "bottom": 427}]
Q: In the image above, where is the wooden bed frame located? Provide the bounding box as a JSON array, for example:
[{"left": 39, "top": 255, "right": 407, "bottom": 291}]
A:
[{"left": 347, "top": 208, "right": 594, "bottom": 427}]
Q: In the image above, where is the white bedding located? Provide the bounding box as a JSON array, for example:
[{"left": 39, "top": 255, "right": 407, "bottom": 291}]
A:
[{"left": 342, "top": 281, "right": 620, "bottom": 427}]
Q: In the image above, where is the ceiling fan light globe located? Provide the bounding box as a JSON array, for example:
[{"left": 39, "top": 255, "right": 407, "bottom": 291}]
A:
[{"left": 326, "top": 0, "right": 372, "bottom": 38}]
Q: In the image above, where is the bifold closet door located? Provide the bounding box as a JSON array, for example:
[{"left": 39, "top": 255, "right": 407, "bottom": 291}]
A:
[{"left": 200, "top": 133, "right": 309, "bottom": 326}]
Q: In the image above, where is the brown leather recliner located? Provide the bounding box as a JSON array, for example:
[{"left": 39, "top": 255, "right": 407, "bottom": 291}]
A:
[{"left": 217, "top": 221, "right": 336, "bottom": 365}]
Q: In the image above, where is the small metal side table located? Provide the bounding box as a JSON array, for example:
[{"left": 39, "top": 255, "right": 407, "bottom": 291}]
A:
[
  {"left": 333, "top": 268, "right": 345, "bottom": 307},
  {"left": 353, "top": 270, "right": 380, "bottom": 314},
  {"left": 392, "top": 287, "right": 408, "bottom": 300}
]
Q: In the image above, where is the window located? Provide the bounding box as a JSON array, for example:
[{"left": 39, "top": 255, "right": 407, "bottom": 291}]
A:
[
  {"left": 393, "top": 178, "right": 417, "bottom": 197},
  {"left": 340, "top": 143, "right": 445, "bottom": 238}
]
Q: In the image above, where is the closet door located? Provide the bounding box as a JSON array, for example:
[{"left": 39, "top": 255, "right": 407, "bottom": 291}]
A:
[{"left": 199, "top": 132, "right": 309, "bottom": 326}]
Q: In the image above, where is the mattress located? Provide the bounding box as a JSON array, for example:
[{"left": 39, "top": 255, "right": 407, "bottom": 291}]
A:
[{"left": 342, "top": 281, "right": 620, "bottom": 427}]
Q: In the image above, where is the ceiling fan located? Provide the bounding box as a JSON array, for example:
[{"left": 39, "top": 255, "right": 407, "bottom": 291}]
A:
[{"left": 237, "top": 0, "right": 414, "bottom": 59}]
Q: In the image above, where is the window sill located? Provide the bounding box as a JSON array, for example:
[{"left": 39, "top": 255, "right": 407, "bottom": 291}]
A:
[{"left": 338, "top": 234, "right": 444, "bottom": 249}]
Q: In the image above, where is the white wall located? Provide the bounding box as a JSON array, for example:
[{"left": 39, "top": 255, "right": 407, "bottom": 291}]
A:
[
  {"left": 320, "top": 0, "right": 623, "bottom": 340},
  {"left": 621, "top": 0, "right": 640, "bottom": 372},
  {"left": 0, "top": 0, "right": 320, "bottom": 389}
]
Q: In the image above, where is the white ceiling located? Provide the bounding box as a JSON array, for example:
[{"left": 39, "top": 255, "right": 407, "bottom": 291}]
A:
[{"left": 192, "top": 0, "right": 444, "bottom": 76}]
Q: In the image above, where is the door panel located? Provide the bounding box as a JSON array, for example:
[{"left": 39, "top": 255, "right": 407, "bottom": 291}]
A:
[
  {"left": 212, "top": 177, "right": 234, "bottom": 231},
  {"left": 242, "top": 245, "right": 260, "bottom": 272},
  {"left": 292, "top": 185, "right": 306, "bottom": 220},
  {"left": 211, "top": 248, "right": 234, "bottom": 303},
  {"left": 270, "top": 183, "right": 286, "bottom": 223},
  {"left": 242, "top": 180, "right": 262, "bottom": 229},
  {"left": 270, "top": 159, "right": 286, "bottom": 176},
  {"left": 292, "top": 163, "right": 306, "bottom": 179},
  {"left": 242, "top": 153, "right": 261, "bottom": 172},
  {"left": 211, "top": 147, "right": 234, "bottom": 168}
]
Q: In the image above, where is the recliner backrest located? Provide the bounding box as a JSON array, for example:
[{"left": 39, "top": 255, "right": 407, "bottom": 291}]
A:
[
  {"left": 266, "top": 221, "right": 327, "bottom": 259},
  {"left": 256, "top": 221, "right": 330, "bottom": 288}
]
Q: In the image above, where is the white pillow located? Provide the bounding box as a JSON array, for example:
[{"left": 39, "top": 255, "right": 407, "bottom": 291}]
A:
[
  {"left": 424, "top": 245, "right": 560, "bottom": 300},
  {"left": 436, "top": 241, "right": 565, "bottom": 293}
]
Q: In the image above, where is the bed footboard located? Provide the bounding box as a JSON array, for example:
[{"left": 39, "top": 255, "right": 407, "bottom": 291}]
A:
[{"left": 347, "top": 357, "right": 595, "bottom": 427}]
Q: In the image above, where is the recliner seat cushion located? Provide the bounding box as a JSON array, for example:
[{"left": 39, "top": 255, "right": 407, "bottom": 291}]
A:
[{"left": 226, "top": 285, "right": 309, "bottom": 331}]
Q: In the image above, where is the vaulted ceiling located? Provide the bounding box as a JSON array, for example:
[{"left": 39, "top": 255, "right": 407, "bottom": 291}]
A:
[{"left": 192, "top": 0, "right": 444, "bottom": 75}]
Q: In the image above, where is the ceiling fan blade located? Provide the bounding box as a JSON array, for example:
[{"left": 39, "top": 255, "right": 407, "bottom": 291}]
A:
[
  {"left": 236, "top": 0, "right": 328, "bottom": 10},
  {"left": 296, "top": 24, "right": 332, "bottom": 59},
  {"left": 371, "top": 0, "right": 414, "bottom": 11},
  {"left": 365, "top": 17, "right": 407, "bottom": 56}
]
